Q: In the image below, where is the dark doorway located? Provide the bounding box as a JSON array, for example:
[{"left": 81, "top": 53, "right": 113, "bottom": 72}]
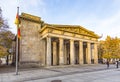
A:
[
  {"left": 91, "top": 43, "right": 94, "bottom": 64},
  {"left": 66, "top": 43, "right": 70, "bottom": 65},
  {"left": 83, "top": 42, "right": 87, "bottom": 64},
  {"left": 75, "top": 41, "right": 79, "bottom": 64}
]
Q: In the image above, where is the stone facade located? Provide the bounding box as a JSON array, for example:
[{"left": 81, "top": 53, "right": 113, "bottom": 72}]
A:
[{"left": 17, "top": 13, "right": 100, "bottom": 67}]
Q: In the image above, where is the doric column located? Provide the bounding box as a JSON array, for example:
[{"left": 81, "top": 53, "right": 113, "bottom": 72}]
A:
[
  {"left": 70, "top": 40, "right": 75, "bottom": 65},
  {"left": 87, "top": 42, "right": 91, "bottom": 64},
  {"left": 59, "top": 38, "right": 64, "bottom": 65},
  {"left": 94, "top": 43, "right": 98, "bottom": 64},
  {"left": 79, "top": 41, "right": 83, "bottom": 64},
  {"left": 46, "top": 37, "right": 51, "bottom": 66},
  {"left": 53, "top": 41, "right": 57, "bottom": 65}
]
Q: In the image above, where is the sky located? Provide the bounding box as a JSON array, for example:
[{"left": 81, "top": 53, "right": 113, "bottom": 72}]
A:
[{"left": 0, "top": 0, "right": 120, "bottom": 40}]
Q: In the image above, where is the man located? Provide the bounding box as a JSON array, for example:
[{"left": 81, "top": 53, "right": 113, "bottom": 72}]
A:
[
  {"left": 116, "top": 61, "right": 119, "bottom": 68},
  {"left": 106, "top": 60, "right": 109, "bottom": 69},
  {"left": 0, "top": 59, "right": 2, "bottom": 65}
]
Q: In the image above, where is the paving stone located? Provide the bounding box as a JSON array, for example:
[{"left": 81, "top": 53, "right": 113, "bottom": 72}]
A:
[{"left": 0, "top": 64, "right": 119, "bottom": 82}]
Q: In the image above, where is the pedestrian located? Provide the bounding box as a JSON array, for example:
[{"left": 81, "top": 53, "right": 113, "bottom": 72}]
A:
[
  {"left": 116, "top": 61, "right": 119, "bottom": 68},
  {"left": 0, "top": 59, "right": 2, "bottom": 65},
  {"left": 106, "top": 60, "right": 109, "bottom": 69}
]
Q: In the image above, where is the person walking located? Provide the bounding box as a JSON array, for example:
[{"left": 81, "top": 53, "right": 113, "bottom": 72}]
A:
[
  {"left": 0, "top": 59, "right": 2, "bottom": 65},
  {"left": 116, "top": 61, "right": 119, "bottom": 68},
  {"left": 106, "top": 60, "right": 109, "bottom": 69}
]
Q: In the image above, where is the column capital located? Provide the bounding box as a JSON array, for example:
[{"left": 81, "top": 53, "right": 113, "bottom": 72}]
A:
[
  {"left": 87, "top": 41, "right": 91, "bottom": 43},
  {"left": 79, "top": 40, "right": 83, "bottom": 42},
  {"left": 95, "top": 42, "right": 97, "bottom": 44},
  {"left": 70, "top": 39, "right": 74, "bottom": 42},
  {"left": 59, "top": 37, "right": 63, "bottom": 40},
  {"left": 46, "top": 36, "right": 51, "bottom": 38}
]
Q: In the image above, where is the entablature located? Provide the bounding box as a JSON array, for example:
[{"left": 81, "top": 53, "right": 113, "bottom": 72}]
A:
[{"left": 39, "top": 25, "right": 99, "bottom": 41}]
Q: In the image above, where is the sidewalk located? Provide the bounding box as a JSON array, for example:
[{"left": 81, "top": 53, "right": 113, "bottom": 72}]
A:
[{"left": 0, "top": 64, "right": 118, "bottom": 82}]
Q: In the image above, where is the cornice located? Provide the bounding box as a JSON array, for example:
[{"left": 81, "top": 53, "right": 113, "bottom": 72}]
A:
[{"left": 20, "top": 13, "right": 41, "bottom": 23}]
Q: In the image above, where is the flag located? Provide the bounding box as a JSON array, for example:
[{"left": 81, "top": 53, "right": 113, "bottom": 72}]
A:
[
  {"left": 18, "top": 28, "right": 21, "bottom": 39},
  {"left": 15, "top": 13, "right": 20, "bottom": 25},
  {"left": 15, "top": 7, "right": 21, "bottom": 39}
]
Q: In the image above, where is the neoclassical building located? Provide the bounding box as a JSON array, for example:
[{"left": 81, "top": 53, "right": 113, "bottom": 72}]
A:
[{"left": 17, "top": 13, "right": 100, "bottom": 67}]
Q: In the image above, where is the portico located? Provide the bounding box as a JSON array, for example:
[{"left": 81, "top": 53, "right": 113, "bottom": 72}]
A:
[{"left": 40, "top": 24, "right": 99, "bottom": 66}]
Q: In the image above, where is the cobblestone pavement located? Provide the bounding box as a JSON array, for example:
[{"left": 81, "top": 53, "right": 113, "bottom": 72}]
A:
[{"left": 0, "top": 64, "right": 118, "bottom": 82}]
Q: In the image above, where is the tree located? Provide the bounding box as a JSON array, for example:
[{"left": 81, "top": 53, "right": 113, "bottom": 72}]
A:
[
  {"left": 98, "top": 40, "right": 104, "bottom": 59},
  {"left": 98, "top": 36, "right": 120, "bottom": 60},
  {"left": 0, "top": 7, "right": 15, "bottom": 58},
  {"left": 0, "top": 7, "right": 3, "bottom": 27},
  {"left": 0, "top": 7, "right": 9, "bottom": 30},
  {"left": 102, "top": 36, "right": 113, "bottom": 59},
  {"left": 0, "top": 31, "right": 15, "bottom": 48},
  {"left": 0, "top": 46, "right": 8, "bottom": 58},
  {"left": 0, "top": 30, "right": 15, "bottom": 58}
]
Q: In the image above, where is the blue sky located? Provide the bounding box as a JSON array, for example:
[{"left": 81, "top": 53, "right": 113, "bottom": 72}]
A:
[{"left": 0, "top": 0, "right": 120, "bottom": 40}]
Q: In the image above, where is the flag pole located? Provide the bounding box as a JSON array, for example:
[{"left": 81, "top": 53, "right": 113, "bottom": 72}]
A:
[{"left": 15, "top": 7, "right": 19, "bottom": 75}]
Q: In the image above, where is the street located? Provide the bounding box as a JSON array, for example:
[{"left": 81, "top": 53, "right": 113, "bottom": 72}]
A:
[
  {"left": 0, "top": 64, "right": 120, "bottom": 82},
  {"left": 26, "top": 67, "right": 120, "bottom": 82}
]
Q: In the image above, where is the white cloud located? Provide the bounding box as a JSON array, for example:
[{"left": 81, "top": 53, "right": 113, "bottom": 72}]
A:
[
  {"left": 99, "top": 12, "right": 120, "bottom": 29},
  {"left": 0, "top": 0, "right": 46, "bottom": 34},
  {"left": 0, "top": 0, "right": 120, "bottom": 40},
  {"left": 61, "top": 10, "right": 120, "bottom": 40},
  {"left": 0, "top": 0, "right": 18, "bottom": 33},
  {"left": 19, "top": 0, "right": 46, "bottom": 15},
  {"left": 96, "top": 11, "right": 120, "bottom": 39}
]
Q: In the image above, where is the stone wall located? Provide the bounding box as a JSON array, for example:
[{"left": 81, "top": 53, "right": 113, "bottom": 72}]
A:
[{"left": 19, "top": 15, "right": 46, "bottom": 67}]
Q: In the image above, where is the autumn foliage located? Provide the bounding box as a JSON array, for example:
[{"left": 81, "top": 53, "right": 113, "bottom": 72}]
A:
[
  {"left": 98, "top": 36, "right": 120, "bottom": 59},
  {"left": 0, "top": 7, "right": 15, "bottom": 58}
]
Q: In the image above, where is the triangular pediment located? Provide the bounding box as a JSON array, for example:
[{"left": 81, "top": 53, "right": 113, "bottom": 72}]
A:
[{"left": 49, "top": 24, "right": 100, "bottom": 38}]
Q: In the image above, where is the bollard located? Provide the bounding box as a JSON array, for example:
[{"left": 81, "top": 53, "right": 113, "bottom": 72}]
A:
[{"left": 51, "top": 80, "right": 62, "bottom": 82}]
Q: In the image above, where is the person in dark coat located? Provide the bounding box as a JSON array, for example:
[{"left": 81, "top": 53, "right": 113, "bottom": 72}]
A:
[
  {"left": 116, "top": 61, "right": 119, "bottom": 68},
  {"left": 0, "top": 59, "right": 2, "bottom": 65},
  {"left": 106, "top": 60, "right": 109, "bottom": 68}
]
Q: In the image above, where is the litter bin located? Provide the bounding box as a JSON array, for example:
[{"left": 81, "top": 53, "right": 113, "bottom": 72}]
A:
[{"left": 51, "top": 80, "right": 62, "bottom": 82}]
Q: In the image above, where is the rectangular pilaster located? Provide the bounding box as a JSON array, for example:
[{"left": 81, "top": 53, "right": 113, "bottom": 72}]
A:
[
  {"left": 79, "top": 41, "right": 83, "bottom": 64},
  {"left": 46, "top": 37, "right": 51, "bottom": 66},
  {"left": 70, "top": 40, "right": 75, "bottom": 65},
  {"left": 87, "top": 42, "right": 91, "bottom": 64},
  {"left": 59, "top": 38, "right": 64, "bottom": 65},
  {"left": 53, "top": 42, "right": 57, "bottom": 65},
  {"left": 94, "top": 43, "right": 98, "bottom": 64}
]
